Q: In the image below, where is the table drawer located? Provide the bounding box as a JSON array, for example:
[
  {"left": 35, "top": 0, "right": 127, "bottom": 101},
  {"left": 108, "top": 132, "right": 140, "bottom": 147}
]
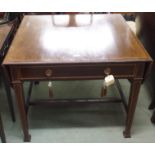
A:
[{"left": 19, "top": 64, "right": 135, "bottom": 80}]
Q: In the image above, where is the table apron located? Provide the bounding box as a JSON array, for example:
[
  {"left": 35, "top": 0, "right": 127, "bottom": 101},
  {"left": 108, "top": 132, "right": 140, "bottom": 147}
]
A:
[{"left": 8, "top": 63, "right": 146, "bottom": 81}]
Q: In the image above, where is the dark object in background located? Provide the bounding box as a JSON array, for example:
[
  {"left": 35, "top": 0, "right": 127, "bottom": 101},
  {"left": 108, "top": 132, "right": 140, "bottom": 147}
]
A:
[
  {"left": 0, "top": 13, "right": 17, "bottom": 122},
  {"left": 124, "top": 14, "right": 135, "bottom": 21},
  {"left": 0, "top": 13, "right": 21, "bottom": 142},
  {"left": 136, "top": 13, "right": 155, "bottom": 123},
  {"left": 0, "top": 13, "right": 22, "bottom": 28}
]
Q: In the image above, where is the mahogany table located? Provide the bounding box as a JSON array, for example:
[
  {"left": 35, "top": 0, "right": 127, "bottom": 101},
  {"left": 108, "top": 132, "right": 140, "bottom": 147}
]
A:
[{"left": 3, "top": 14, "right": 152, "bottom": 142}]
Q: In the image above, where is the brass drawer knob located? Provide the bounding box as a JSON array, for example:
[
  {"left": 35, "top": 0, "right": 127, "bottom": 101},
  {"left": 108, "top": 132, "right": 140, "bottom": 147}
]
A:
[
  {"left": 45, "top": 69, "right": 52, "bottom": 77},
  {"left": 104, "top": 67, "right": 111, "bottom": 75}
]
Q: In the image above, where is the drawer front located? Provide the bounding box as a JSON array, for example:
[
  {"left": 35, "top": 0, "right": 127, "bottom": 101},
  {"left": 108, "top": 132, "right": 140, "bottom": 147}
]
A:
[{"left": 19, "top": 64, "right": 135, "bottom": 80}]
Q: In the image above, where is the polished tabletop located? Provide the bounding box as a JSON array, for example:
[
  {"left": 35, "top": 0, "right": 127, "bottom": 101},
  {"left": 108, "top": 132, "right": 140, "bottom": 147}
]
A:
[
  {"left": 0, "top": 23, "right": 13, "bottom": 51},
  {"left": 3, "top": 14, "right": 151, "bottom": 65}
]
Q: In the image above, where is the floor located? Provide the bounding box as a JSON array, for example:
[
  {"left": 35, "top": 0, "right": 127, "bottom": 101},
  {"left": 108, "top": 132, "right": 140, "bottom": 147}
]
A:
[{"left": 0, "top": 77, "right": 155, "bottom": 143}]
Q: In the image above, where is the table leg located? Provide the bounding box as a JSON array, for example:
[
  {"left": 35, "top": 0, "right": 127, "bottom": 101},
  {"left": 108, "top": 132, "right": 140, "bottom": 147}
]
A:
[
  {"left": 0, "top": 114, "right": 6, "bottom": 143},
  {"left": 2, "top": 72, "right": 15, "bottom": 122},
  {"left": 123, "top": 79, "right": 142, "bottom": 138},
  {"left": 151, "top": 110, "right": 155, "bottom": 123},
  {"left": 148, "top": 98, "right": 155, "bottom": 110},
  {"left": 13, "top": 82, "right": 31, "bottom": 142}
]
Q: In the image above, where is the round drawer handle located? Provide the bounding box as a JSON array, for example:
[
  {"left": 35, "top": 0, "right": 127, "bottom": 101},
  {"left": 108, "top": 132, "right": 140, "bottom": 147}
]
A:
[
  {"left": 45, "top": 69, "right": 52, "bottom": 77},
  {"left": 104, "top": 67, "right": 111, "bottom": 75}
]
